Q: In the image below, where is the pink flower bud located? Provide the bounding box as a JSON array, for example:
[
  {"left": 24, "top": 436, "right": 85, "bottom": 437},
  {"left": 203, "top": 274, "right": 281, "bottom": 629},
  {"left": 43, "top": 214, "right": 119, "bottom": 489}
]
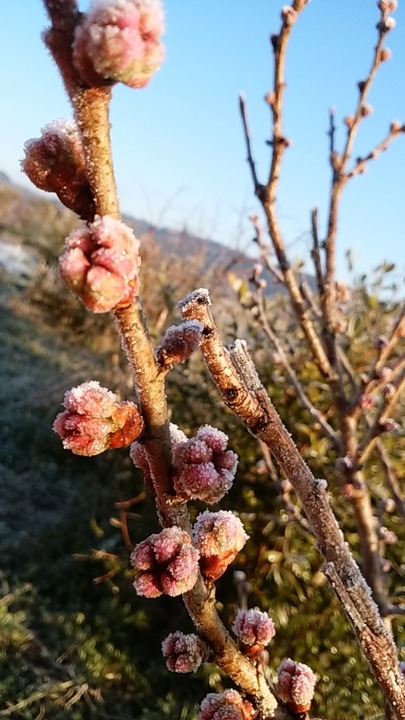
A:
[
  {"left": 59, "top": 215, "right": 141, "bottom": 313},
  {"left": 193, "top": 510, "right": 249, "bottom": 582},
  {"left": 232, "top": 608, "right": 276, "bottom": 659},
  {"left": 378, "top": 366, "right": 393, "bottom": 383},
  {"left": 378, "top": 526, "right": 397, "bottom": 544},
  {"left": 161, "top": 631, "right": 209, "bottom": 673},
  {"left": 359, "top": 394, "right": 374, "bottom": 410},
  {"left": 277, "top": 658, "right": 317, "bottom": 713},
  {"left": 156, "top": 320, "right": 204, "bottom": 370},
  {"left": 53, "top": 380, "right": 143, "bottom": 456},
  {"left": 73, "top": 0, "right": 165, "bottom": 89},
  {"left": 173, "top": 426, "right": 238, "bottom": 504},
  {"left": 379, "top": 47, "right": 392, "bottom": 62},
  {"left": 199, "top": 690, "right": 256, "bottom": 720},
  {"left": 378, "top": 0, "right": 398, "bottom": 12},
  {"left": 130, "top": 527, "right": 199, "bottom": 597},
  {"left": 380, "top": 418, "right": 400, "bottom": 433},
  {"left": 21, "top": 120, "right": 93, "bottom": 219}
]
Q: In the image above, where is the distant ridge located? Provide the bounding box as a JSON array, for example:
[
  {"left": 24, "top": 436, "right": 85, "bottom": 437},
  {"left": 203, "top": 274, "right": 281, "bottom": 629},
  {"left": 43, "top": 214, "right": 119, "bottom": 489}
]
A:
[{"left": 0, "top": 173, "right": 294, "bottom": 297}]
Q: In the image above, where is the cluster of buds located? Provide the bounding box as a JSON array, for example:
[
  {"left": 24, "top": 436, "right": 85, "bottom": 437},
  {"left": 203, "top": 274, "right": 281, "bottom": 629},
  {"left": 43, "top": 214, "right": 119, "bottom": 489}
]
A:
[
  {"left": 59, "top": 215, "right": 141, "bottom": 313},
  {"left": 193, "top": 510, "right": 249, "bottom": 581},
  {"left": 53, "top": 381, "right": 143, "bottom": 456},
  {"left": 130, "top": 526, "right": 199, "bottom": 598},
  {"left": 276, "top": 658, "right": 317, "bottom": 713},
  {"left": 173, "top": 425, "right": 238, "bottom": 503},
  {"left": 232, "top": 608, "right": 276, "bottom": 659},
  {"left": 161, "top": 631, "right": 209, "bottom": 673},
  {"left": 199, "top": 690, "right": 256, "bottom": 720},
  {"left": 21, "top": 120, "right": 93, "bottom": 219},
  {"left": 73, "top": 0, "right": 165, "bottom": 88}
]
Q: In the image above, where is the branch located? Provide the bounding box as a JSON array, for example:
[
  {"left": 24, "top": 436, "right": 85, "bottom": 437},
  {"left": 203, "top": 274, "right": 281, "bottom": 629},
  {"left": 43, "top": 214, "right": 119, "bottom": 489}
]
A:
[
  {"left": 375, "top": 438, "right": 405, "bottom": 520},
  {"left": 240, "top": 4, "right": 344, "bottom": 393},
  {"left": 322, "top": 5, "right": 401, "bottom": 369},
  {"left": 346, "top": 122, "right": 405, "bottom": 181},
  {"left": 180, "top": 289, "right": 405, "bottom": 718},
  {"left": 310, "top": 208, "right": 325, "bottom": 298},
  {"left": 239, "top": 95, "right": 265, "bottom": 200},
  {"left": 358, "top": 364, "right": 405, "bottom": 466},
  {"left": 252, "top": 286, "right": 339, "bottom": 448}
]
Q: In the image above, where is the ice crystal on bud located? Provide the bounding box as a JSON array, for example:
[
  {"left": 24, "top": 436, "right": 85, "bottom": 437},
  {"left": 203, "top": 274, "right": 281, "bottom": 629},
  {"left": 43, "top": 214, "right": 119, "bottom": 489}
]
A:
[
  {"left": 21, "top": 120, "right": 93, "bottom": 219},
  {"left": 390, "top": 120, "right": 404, "bottom": 133},
  {"left": 378, "top": 16, "right": 396, "bottom": 31},
  {"left": 59, "top": 215, "right": 141, "bottom": 313},
  {"left": 173, "top": 426, "right": 238, "bottom": 503},
  {"left": 193, "top": 510, "right": 248, "bottom": 581},
  {"left": 156, "top": 320, "right": 204, "bottom": 370},
  {"left": 177, "top": 288, "right": 211, "bottom": 313},
  {"left": 53, "top": 381, "right": 143, "bottom": 456},
  {"left": 130, "top": 527, "right": 199, "bottom": 597},
  {"left": 281, "top": 6, "right": 297, "bottom": 26},
  {"left": 277, "top": 658, "right": 317, "bottom": 713},
  {"left": 162, "top": 631, "right": 208, "bottom": 673},
  {"left": 361, "top": 104, "right": 373, "bottom": 117},
  {"left": 199, "top": 690, "right": 255, "bottom": 720},
  {"left": 232, "top": 608, "right": 276, "bottom": 658},
  {"left": 73, "top": 0, "right": 165, "bottom": 88}
]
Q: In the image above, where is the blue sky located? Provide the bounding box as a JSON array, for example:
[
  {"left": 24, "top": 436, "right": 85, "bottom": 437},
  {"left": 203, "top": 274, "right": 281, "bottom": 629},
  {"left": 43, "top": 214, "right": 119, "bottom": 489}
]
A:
[{"left": 1, "top": 1, "right": 404, "bottom": 282}]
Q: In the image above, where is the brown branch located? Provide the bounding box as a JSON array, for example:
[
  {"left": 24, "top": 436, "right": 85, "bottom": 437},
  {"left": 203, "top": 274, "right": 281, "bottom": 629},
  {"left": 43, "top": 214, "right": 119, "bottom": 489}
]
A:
[
  {"left": 239, "top": 95, "right": 265, "bottom": 200},
  {"left": 253, "top": 289, "right": 339, "bottom": 448},
  {"left": 346, "top": 122, "right": 405, "bottom": 181},
  {"left": 249, "top": 214, "right": 284, "bottom": 284},
  {"left": 180, "top": 289, "right": 405, "bottom": 718},
  {"left": 375, "top": 304, "right": 405, "bottom": 373},
  {"left": 310, "top": 208, "right": 325, "bottom": 298},
  {"left": 375, "top": 438, "right": 405, "bottom": 520},
  {"left": 322, "top": 7, "right": 397, "bottom": 370},
  {"left": 358, "top": 365, "right": 405, "bottom": 466},
  {"left": 240, "top": 4, "right": 344, "bottom": 394}
]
